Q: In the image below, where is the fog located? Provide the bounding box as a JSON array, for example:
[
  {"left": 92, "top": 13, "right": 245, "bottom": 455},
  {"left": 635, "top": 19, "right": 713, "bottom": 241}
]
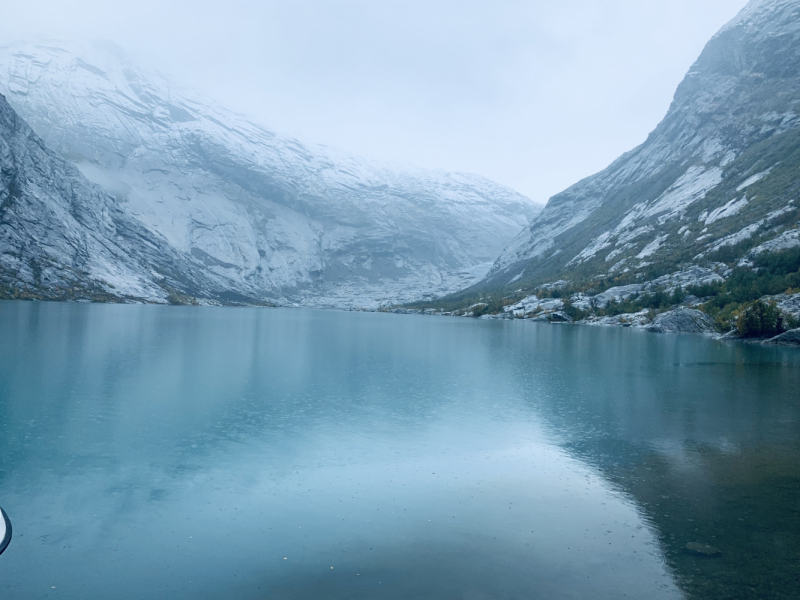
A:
[{"left": 0, "top": 0, "right": 748, "bottom": 202}]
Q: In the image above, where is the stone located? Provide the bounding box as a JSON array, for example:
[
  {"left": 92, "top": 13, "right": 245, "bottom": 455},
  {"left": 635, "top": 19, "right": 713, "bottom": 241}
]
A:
[
  {"left": 546, "top": 311, "right": 573, "bottom": 323},
  {"left": 646, "top": 308, "right": 718, "bottom": 334},
  {"left": 684, "top": 542, "right": 721, "bottom": 557},
  {"left": 762, "top": 328, "right": 800, "bottom": 346}
]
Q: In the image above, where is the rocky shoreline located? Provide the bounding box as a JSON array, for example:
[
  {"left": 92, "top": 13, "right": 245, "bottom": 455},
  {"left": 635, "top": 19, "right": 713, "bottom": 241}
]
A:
[
  {"left": 390, "top": 304, "right": 800, "bottom": 347},
  {"left": 390, "top": 274, "right": 800, "bottom": 348}
]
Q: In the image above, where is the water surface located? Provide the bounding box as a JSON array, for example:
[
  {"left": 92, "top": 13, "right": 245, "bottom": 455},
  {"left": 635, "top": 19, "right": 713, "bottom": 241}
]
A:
[{"left": 0, "top": 303, "right": 798, "bottom": 599}]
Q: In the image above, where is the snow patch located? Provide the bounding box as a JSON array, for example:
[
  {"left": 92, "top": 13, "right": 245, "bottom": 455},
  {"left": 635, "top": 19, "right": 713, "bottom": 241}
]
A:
[
  {"left": 697, "top": 223, "right": 760, "bottom": 257},
  {"left": 748, "top": 228, "right": 800, "bottom": 256},
  {"left": 568, "top": 231, "right": 613, "bottom": 265},
  {"left": 617, "top": 225, "right": 653, "bottom": 245},
  {"left": 636, "top": 235, "right": 669, "bottom": 259},
  {"left": 508, "top": 270, "right": 525, "bottom": 284},
  {"left": 736, "top": 169, "right": 771, "bottom": 192},
  {"left": 643, "top": 166, "right": 723, "bottom": 223},
  {"left": 704, "top": 197, "right": 748, "bottom": 225}
]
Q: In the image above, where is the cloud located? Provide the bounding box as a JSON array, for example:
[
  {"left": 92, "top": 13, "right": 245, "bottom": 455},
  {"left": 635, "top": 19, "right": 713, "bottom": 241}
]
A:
[{"left": 0, "top": 0, "right": 748, "bottom": 202}]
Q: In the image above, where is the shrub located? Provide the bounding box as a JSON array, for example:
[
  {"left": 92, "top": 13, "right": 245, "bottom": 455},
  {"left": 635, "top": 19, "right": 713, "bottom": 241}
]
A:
[
  {"left": 736, "top": 300, "right": 788, "bottom": 338},
  {"left": 562, "top": 299, "right": 587, "bottom": 321}
]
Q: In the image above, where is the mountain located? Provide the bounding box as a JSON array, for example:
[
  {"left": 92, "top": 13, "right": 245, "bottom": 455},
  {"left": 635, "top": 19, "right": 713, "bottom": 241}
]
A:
[
  {"left": 473, "top": 0, "right": 800, "bottom": 297},
  {"left": 0, "top": 41, "right": 539, "bottom": 308},
  {"left": 0, "top": 92, "right": 234, "bottom": 303}
]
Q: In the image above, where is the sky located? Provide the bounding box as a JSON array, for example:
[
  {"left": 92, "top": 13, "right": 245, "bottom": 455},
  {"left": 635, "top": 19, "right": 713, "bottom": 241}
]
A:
[{"left": 0, "top": 0, "right": 749, "bottom": 204}]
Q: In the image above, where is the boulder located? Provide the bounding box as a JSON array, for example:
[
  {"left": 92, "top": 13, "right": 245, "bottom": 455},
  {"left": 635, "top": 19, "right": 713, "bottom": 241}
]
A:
[
  {"left": 547, "top": 311, "right": 573, "bottom": 323},
  {"left": 645, "top": 308, "right": 717, "bottom": 334},
  {"left": 579, "top": 310, "right": 651, "bottom": 328},
  {"left": 529, "top": 311, "right": 573, "bottom": 323}
]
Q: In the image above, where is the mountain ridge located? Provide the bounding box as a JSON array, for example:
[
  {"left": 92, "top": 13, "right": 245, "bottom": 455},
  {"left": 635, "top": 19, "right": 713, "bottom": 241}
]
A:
[
  {"left": 0, "top": 91, "right": 241, "bottom": 304},
  {"left": 0, "top": 40, "right": 540, "bottom": 308},
  {"left": 468, "top": 0, "right": 799, "bottom": 295}
]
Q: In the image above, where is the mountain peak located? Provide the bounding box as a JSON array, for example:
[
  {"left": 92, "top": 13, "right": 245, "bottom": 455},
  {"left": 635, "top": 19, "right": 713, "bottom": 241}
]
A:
[{"left": 476, "top": 0, "right": 800, "bottom": 296}]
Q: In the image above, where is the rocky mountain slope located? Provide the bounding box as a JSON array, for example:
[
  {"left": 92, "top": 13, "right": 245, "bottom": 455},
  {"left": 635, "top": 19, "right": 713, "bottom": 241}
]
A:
[
  {"left": 476, "top": 0, "right": 800, "bottom": 296},
  {"left": 0, "top": 41, "right": 539, "bottom": 308},
  {"left": 0, "top": 93, "right": 234, "bottom": 303}
]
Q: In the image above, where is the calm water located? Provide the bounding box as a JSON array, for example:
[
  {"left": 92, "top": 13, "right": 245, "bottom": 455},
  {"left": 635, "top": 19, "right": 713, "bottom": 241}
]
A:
[{"left": 0, "top": 303, "right": 799, "bottom": 600}]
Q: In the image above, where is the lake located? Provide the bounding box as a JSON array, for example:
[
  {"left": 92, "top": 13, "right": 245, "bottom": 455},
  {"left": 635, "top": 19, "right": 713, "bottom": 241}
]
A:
[{"left": 0, "top": 302, "right": 798, "bottom": 599}]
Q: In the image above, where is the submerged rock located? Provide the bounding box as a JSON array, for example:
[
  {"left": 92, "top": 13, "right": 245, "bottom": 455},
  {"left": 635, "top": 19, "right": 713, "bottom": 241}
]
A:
[
  {"left": 762, "top": 328, "right": 800, "bottom": 346},
  {"left": 685, "top": 542, "right": 722, "bottom": 557},
  {"left": 646, "top": 308, "right": 717, "bottom": 334}
]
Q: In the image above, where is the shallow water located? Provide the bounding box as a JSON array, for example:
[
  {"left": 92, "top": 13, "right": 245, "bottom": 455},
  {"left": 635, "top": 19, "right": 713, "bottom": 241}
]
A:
[{"left": 0, "top": 302, "right": 798, "bottom": 599}]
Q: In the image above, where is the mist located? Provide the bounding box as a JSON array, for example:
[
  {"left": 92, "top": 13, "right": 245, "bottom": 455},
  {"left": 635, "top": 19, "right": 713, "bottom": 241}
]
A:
[{"left": 0, "top": 0, "right": 748, "bottom": 202}]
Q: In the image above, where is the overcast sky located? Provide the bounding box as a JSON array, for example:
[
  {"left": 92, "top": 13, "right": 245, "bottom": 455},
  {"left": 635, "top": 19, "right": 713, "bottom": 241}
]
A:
[{"left": 1, "top": 0, "right": 748, "bottom": 203}]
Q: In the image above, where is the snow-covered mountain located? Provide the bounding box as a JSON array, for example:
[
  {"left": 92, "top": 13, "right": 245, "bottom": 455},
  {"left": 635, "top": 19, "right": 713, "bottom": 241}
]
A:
[
  {"left": 479, "top": 0, "right": 800, "bottom": 293},
  {"left": 0, "top": 41, "right": 539, "bottom": 307},
  {"left": 0, "top": 92, "right": 232, "bottom": 303}
]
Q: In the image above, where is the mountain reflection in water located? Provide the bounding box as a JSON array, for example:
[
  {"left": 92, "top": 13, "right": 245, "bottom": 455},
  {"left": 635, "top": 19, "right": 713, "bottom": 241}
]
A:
[{"left": 0, "top": 303, "right": 797, "bottom": 599}]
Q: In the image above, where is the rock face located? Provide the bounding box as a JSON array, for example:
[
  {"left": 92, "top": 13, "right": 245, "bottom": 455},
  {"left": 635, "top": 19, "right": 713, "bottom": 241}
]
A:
[
  {"left": 762, "top": 328, "right": 800, "bottom": 345},
  {"left": 645, "top": 308, "right": 718, "bottom": 334},
  {"left": 0, "top": 93, "right": 227, "bottom": 302},
  {"left": 0, "top": 41, "right": 540, "bottom": 308},
  {"left": 763, "top": 292, "right": 800, "bottom": 318},
  {"left": 480, "top": 0, "right": 800, "bottom": 293},
  {"left": 579, "top": 311, "right": 652, "bottom": 328}
]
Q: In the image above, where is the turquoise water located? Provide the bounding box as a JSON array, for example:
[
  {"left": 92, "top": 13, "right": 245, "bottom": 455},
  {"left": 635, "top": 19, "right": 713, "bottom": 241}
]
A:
[{"left": 0, "top": 302, "right": 798, "bottom": 599}]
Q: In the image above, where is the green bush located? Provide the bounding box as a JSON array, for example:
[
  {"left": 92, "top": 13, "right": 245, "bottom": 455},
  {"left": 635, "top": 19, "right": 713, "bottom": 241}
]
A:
[
  {"left": 736, "top": 300, "right": 791, "bottom": 338},
  {"left": 562, "top": 299, "right": 588, "bottom": 321}
]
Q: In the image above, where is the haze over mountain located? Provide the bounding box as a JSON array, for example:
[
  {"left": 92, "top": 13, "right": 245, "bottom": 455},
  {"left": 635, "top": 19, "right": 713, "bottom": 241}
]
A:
[
  {"left": 474, "top": 0, "right": 800, "bottom": 299},
  {"left": 0, "top": 1, "right": 750, "bottom": 205},
  {"left": 0, "top": 93, "right": 225, "bottom": 303},
  {"left": 0, "top": 42, "right": 538, "bottom": 307}
]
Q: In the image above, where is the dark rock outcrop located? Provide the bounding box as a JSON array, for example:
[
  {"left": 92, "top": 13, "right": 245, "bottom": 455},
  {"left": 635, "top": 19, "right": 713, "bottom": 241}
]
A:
[
  {"left": 762, "top": 328, "right": 800, "bottom": 345},
  {"left": 645, "top": 308, "right": 718, "bottom": 334}
]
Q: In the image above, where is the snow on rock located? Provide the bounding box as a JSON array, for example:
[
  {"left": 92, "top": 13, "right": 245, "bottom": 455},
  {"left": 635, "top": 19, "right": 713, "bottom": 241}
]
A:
[
  {"left": 762, "top": 292, "right": 800, "bottom": 318},
  {"left": 0, "top": 93, "right": 222, "bottom": 302},
  {"left": 736, "top": 169, "right": 772, "bottom": 191},
  {"left": 652, "top": 265, "right": 729, "bottom": 288},
  {"left": 569, "top": 265, "right": 727, "bottom": 311},
  {"left": 536, "top": 280, "right": 570, "bottom": 292},
  {"left": 508, "top": 270, "right": 525, "bottom": 284},
  {"left": 569, "top": 231, "right": 614, "bottom": 265},
  {"left": 581, "top": 285, "right": 645, "bottom": 309},
  {"left": 643, "top": 167, "right": 724, "bottom": 223},
  {"left": 0, "top": 40, "right": 540, "bottom": 307},
  {"left": 482, "top": 0, "right": 800, "bottom": 291},
  {"left": 645, "top": 307, "right": 718, "bottom": 334},
  {"left": 697, "top": 223, "right": 762, "bottom": 257},
  {"left": 504, "top": 296, "right": 564, "bottom": 318},
  {"left": 703, "top": 197, "right": 749, "bottom": 225},
  {"left": 747, "top": 228, "right": 800, "bottom": 256},
  {"left": 636, "top": 235, "right": 669, "bottom": 259},
  {"left": 578, "top": 310, "right": 652, "bottom": 328}
]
